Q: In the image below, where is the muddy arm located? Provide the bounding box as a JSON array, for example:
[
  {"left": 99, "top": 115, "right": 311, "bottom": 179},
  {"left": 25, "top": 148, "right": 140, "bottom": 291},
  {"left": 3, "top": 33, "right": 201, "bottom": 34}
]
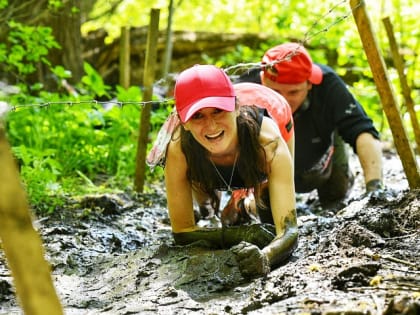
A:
[
  {"left": 262, "top": 211, "right": 299, "bottom": 267},
  {"left": 262, "top": 225, "right": 298, "bottom": 267},
  {"left": 172, "top": 228, "right": 223, "bottom": 248},
  {"left": 228, "top": 223, "right": 298, "bottom": 278},
  {"left": 172, "top": 224, "right": 276, "bottom": 249}
]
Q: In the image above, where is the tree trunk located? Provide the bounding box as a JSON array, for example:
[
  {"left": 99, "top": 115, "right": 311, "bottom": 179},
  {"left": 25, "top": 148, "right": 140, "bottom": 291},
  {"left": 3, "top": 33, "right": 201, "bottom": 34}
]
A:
[
  {"left": 45, "top": 0, "right": 84, "bottom": 85},
  {"left": 0, "top": 0, "right": 86, "bottom": 88},
  {"left": 0, "top": 123, "right": 63, "bottom": 315}
]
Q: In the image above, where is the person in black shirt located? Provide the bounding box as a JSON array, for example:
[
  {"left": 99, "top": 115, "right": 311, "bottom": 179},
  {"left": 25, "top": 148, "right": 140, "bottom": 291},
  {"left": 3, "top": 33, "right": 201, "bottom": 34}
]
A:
[{"left": 237, "top": 42, "right": 383, "bottom": 209}]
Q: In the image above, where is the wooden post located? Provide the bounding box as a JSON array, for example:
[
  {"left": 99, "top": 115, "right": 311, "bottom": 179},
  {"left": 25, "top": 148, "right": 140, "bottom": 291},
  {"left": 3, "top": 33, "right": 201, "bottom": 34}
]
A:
[
  {"left": 382, "top": 16, "right": 420, "bottom": 152},
  {"left": 119, "top": 26, "right": 131, "bottom": 89},
  {"left": 0, "top": 123, "right": 63, "bottom": 315},
  {"left": 134, "top": 9, "right": 160, "bottom": 192},
  {"left": 162, "top": 0, "right": 175, "bottom": 78},
  {"left": 349, "top": 0, "right": 420, "bottom": 189}
]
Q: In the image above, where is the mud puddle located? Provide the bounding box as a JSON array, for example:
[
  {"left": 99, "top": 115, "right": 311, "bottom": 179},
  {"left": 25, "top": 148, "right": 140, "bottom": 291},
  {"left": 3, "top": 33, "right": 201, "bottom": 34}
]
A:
[{"left": 0, "top": 150, "right": 419, "bottom": 315}]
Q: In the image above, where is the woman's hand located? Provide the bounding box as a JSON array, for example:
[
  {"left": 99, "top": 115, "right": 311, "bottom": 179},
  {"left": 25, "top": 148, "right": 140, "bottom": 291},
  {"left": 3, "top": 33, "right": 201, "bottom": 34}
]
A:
[
  {"left": 231, "top": 241, "right": 270, "bottom": 277},
  {"left": 230, "top": 225, "right": 298, "bottom": 278}
]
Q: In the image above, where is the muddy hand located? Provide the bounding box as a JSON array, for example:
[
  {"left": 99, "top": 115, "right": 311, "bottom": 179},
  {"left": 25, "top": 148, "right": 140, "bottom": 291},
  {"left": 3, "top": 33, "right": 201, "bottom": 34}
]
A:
[
  {"left": 231, "top": 241, "right": 270, "bottom": 277},
  {"left": 365, "top": 179, "right": 384, "bottom": 193},
  {"left": 364, "top": 179, "right": 388, "bottom": 200}
]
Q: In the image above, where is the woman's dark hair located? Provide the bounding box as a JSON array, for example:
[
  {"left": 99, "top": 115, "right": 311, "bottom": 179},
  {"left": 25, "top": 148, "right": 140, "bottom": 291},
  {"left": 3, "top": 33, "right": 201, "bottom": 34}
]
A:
[{"left": 180, "top": 105, "right": 268, "bottom": 210}]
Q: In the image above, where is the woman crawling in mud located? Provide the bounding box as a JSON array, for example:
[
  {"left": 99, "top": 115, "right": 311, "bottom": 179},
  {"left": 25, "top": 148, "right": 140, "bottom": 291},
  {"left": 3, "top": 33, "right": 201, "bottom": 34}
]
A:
[{"left": 163, "top": 64, "right": 298, "bottom": 277}]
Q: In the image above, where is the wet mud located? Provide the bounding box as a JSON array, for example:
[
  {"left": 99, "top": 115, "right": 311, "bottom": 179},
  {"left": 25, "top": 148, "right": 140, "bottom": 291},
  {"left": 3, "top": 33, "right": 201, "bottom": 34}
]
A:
[{"left": 0, "top": 152, "right": 419, "bottom": 315}]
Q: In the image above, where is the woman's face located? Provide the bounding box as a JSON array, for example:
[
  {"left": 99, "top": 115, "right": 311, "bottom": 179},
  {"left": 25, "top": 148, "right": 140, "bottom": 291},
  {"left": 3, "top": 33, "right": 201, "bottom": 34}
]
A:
[{"left": 183, "top": 107, "right": 238, "bottom": 156}]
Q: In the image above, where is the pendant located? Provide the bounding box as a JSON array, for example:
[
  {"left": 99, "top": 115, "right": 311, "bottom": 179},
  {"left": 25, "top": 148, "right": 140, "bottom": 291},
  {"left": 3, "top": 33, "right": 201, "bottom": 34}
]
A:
[{"left": 219, "top": 190, "right": 232, "bottom": 210}]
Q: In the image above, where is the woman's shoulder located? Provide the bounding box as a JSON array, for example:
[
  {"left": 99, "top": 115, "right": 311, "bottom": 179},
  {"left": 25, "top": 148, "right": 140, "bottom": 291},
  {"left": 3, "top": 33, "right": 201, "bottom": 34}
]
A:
[
  {"left": 260, "top": 116, "right": 290, "bottom": 159},
  {"left": 260, "top": 116, "right": 282, "bottom": 141}
]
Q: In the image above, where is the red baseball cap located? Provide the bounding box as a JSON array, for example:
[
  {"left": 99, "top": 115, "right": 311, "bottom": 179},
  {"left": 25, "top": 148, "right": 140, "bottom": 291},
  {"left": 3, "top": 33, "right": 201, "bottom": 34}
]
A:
[
  {"left": 261, "top": 43, "right": 323, "bottom": 85},
  {"left": 174, "top": 65, "right": 236, "bottom": 123}
]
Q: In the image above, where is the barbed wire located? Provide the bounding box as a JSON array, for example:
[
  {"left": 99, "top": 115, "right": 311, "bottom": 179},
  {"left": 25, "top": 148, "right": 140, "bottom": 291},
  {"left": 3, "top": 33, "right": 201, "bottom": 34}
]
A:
[
  {"left": 2, "top": 0, "right": 360, "bottom": 113},
  {"left": 303, "top": 0, "right": 356, "bottom": 42},
  {"left": 225, "top": 0, "right": 362, "bottom": 76},
  {"left": 7, "top": 99, "right": 172, "bottom": 111}
]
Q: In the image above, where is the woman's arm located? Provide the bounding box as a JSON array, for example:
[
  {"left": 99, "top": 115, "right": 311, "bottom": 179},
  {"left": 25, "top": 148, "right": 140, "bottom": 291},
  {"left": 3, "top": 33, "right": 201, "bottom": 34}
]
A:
[
  {"left": 230, "top": 120, "right": 298, "bottom": 277},
  {"left": 165, "top": 129, "right": 279, "bottom": 249},
  {"left": 164, "top": 137, "right": 196, "bottom": 233},
  {"left": 262, "top": 118, "right": 298, "bottom": 266},
  {"left": 286, "top": 132, "right": 295, "bottom": 163}
]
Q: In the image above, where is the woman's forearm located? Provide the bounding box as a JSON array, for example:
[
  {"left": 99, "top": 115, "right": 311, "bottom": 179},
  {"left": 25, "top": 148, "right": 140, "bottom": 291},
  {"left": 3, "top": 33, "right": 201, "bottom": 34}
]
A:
[
  {"left": 262, "top": 227, "right": 298, "bottom": 267},
  {"left": 173, "top": 224, "right": 276, "bottom": 249},
  {"left": 173, "top": 228, "right": 223, "bottom": 248}
]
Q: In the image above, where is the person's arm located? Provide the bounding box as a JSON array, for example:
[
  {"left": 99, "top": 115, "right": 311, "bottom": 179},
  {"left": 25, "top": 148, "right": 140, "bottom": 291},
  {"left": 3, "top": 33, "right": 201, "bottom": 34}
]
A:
[
  {"left": 164, "top": 136, "right": 196, "bottom": 233},
  {"left": 355, "top": 132, "right": 383, "bottom": 191},
  {"left": 231, "top": 119, "right": 298, "bottom": 276},
  {"left": 261, "top": 215, "right": 298, "bottom": 267},
  {"left": 165, "top": 136, "right": 275, "bottom": 248},
  {"left": 262, "top": 121, "right": 298, "bottom": 267},
  {"left": 173, "top": 223, "right": 277, "bottom": 249},
  {"left": 320, "top": 66, "right": 382, "bottom": 191},
  {"left": 285, "top": 132, "right": 295, "bottom": 163}
]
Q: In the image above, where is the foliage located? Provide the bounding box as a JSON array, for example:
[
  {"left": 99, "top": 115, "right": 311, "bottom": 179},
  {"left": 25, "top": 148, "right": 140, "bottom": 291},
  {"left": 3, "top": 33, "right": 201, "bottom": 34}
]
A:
[
  {"left": 83, "top": 0, "right": 419, "bottom": 136},
  {"left": 0, "top": 20, "right": 60, "bottom": 81},
  {"left": 201, "top": 1, "right": 419, "bottom": 142},
  {"left": 3, "top": 64, "right": 169, "bottom": 213},
  {"left": 80, "top": 62, "right": 111, "bottom": 98},
  {"left": 0, "top": 0, "right": 8, "bottom": 10}
]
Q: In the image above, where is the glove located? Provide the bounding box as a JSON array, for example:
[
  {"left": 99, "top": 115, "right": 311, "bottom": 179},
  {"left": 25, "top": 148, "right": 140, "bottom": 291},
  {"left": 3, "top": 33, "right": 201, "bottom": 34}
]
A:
[
  {"left": 231, "top": 241, "right": 270, "bottom": 277},
  {"left": 222, "top": 223, "right": 276, "bottom": 249}
]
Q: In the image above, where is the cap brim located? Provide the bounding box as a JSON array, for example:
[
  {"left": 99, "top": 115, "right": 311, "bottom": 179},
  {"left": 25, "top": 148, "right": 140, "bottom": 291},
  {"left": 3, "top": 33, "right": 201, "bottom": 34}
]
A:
[
  {"left": 309, "top": 64, "right": 323, "bottom": 84},
  {"left": 179, "top": 96, "right": 235, "bottom": 123}
]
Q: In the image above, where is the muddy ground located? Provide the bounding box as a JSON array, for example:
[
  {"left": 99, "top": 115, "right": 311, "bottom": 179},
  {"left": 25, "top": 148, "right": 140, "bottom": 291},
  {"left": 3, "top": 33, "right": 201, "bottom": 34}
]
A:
[{"left": 0, "top": 148, "right": 419, "bottom": 315}]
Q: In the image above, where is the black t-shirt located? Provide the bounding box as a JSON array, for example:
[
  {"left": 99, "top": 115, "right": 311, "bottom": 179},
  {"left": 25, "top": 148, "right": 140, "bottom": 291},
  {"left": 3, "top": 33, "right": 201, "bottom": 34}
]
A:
[{"left": 236, "top": 64, "right": 380, "bottom": 173}]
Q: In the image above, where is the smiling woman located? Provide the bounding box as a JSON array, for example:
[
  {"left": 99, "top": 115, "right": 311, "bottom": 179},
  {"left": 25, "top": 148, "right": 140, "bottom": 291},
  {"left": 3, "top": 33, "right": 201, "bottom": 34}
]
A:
[{"left": 163, "top": 64, "right": 298, "bottom": 277}]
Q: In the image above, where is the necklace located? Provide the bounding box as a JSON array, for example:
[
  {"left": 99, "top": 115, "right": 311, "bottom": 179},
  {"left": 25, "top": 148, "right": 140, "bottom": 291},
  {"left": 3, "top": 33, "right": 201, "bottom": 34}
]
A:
[{"left": 210, "top": 152, "right": 238, "bottom": 193}]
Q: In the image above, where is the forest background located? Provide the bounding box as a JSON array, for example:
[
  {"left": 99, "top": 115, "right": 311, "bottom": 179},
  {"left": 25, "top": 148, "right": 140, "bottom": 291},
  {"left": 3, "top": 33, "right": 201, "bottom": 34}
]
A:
[{"left": 0, "top": 0, "right": 419, "bottom": 213}]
